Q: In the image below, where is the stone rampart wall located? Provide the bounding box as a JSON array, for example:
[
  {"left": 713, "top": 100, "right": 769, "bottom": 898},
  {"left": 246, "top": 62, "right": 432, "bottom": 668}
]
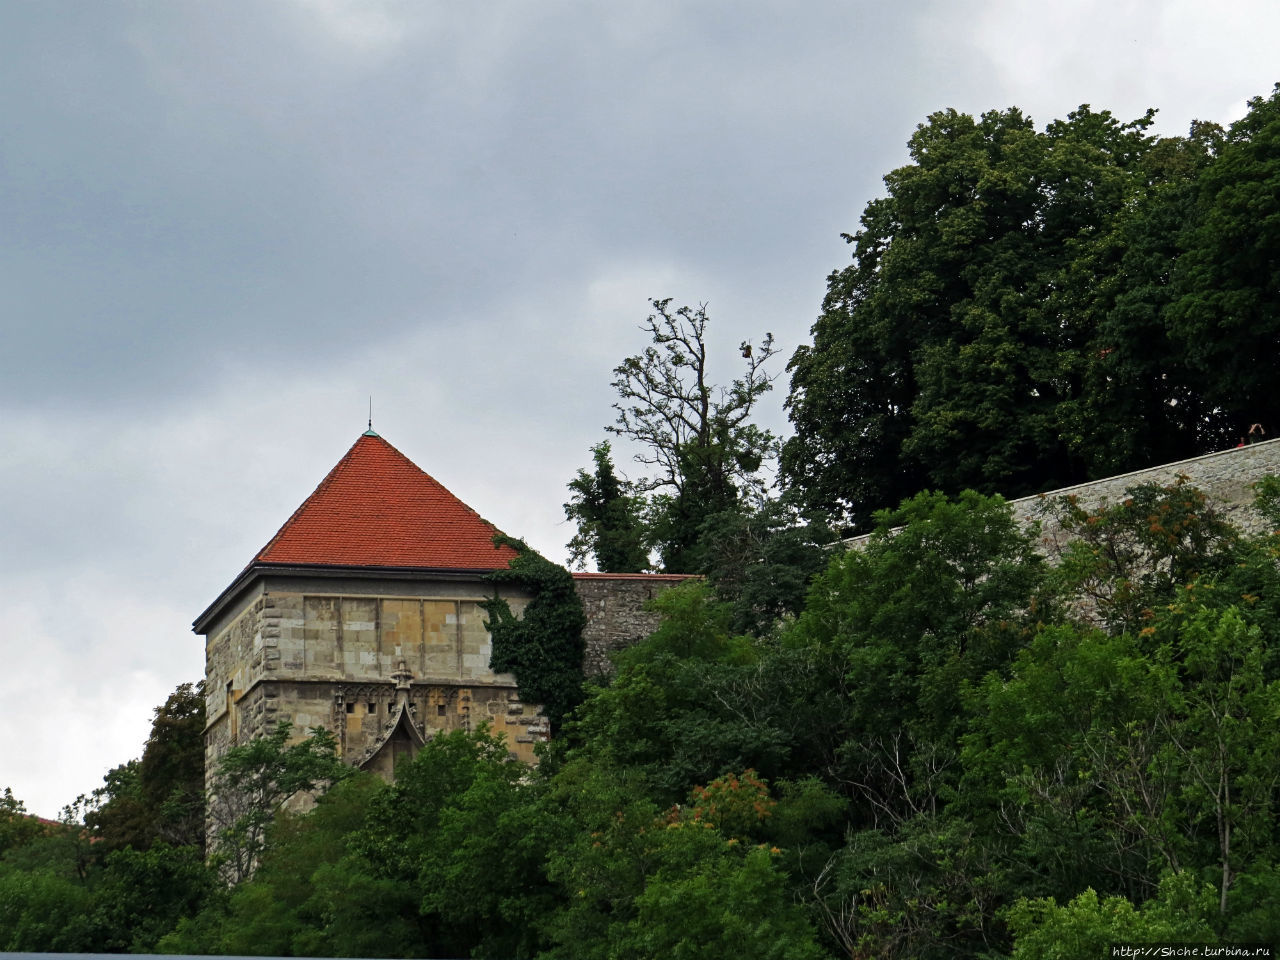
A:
[
  {"left": 843, "top": 439, "right": 1280, "bottom": 551},
  {"left": 573, "top": 573, "right": 699, "bottom": 677},
  {"left": 1009, "top": 438, "right": 1280, "bottom": 549}
]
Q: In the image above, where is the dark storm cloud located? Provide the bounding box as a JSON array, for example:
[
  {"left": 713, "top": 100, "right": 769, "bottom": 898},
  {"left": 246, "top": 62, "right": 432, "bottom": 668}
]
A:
[{"left": 0, "top": 1, "right": 934, "bottom": 408}]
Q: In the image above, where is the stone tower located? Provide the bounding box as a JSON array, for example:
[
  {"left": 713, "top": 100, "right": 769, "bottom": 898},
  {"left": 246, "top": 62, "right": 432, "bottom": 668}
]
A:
[{"left": 193, "top": 429, "right": 550, "bottom": 792}]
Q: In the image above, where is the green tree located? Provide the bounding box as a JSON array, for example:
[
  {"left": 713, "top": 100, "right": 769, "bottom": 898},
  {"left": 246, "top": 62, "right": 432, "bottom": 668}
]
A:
[
  {"left": 1154, "top": 606, "right": 1280, "bottom": 916},
  {"left": 1167, "top": 85, "right": 1280, "bottom": 440},
  {"left": 603, "top": 298, "right": 779, "bottom": 572},
  {"left": 789, "top": 490, "right": 1044, "bottom": 828},
  {"left": 88, "top": 843, "right": 213, "bottom": 952},
  {"left": 159, "top": 773, "right": 385, "bottom": 957},
  {"left": 87, "top": 681, "right": 206, "bottom": 854},
  {"left": 566, "top": 581, "right": 846, "bottom": 804},
  {"left": 782, "top": 104, "right": 1209, "bottom": 528},
  {"left": 1006, "top": 872, "right": 1216, "bottom": 959},
  {"left": 83, "top": 761, "right": 149, "bottom": 856},
  {"left": 965, "top": 605, "right": 1280, "bottom": 919},
  {"left": 338, "top": 727, "right": 557, "bottom": 959},
  {"left": 207, "top": 721, "right": 349, "bottom": 885},
  {"left": 0, "top": 787, "right": 47, "bottom": 859},
  {"left": 564, "top": 440, "right": 649, "bottom": 572},
  {"left": 800, "top": 815, "right": 1007, "bottom": 959},
  {"left": 697, "top": 493, "right": 834, "bottom": 635},
  {"left": 1071, "top": 121, "right": 1231, "bottom": 466},
  {"left": 0, "top": 868, "right": 96, "bottom": 952},
  {"left": 139, "top": 681, "right": 207, "bottom": 849},
  {"left": 1040, "top": 478, "right": 1240, "bottom": 634},
  {"left": 542, "top": 759, "right": 827, "bottom": 960},
  {"left": 961, "top": 624, "right": 1172, "bottom": 903}
]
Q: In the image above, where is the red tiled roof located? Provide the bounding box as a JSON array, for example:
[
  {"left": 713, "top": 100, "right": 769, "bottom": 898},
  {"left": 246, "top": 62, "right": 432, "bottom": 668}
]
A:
[{"left": 252, "top": 432, "right": 517, "bottom": 571}]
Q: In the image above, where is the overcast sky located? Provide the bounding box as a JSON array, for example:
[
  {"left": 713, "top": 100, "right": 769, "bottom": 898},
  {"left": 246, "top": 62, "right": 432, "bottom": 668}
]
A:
[{"left": 2, "top": 0, "right": 1276, "bottom": 817}]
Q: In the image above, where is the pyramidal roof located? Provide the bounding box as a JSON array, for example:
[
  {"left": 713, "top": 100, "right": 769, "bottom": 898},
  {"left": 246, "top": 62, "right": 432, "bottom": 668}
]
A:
[{"left": 251, "top": 431, "right": 518, "bottom": 571}]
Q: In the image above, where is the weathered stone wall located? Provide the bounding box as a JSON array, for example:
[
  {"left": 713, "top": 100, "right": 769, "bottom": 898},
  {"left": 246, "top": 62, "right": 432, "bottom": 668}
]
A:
[
  {"left": 204, "top": 569, "right": 696, "bottom": 810},
  {"left": 253, "top": 678, "right": 544, "bottom": 770},
  {"left": 573, "top": 573, "right": 699, "bottom": 677},
  {"left": 203, "top": 581, "right": 544, "bottom": 796},
  {"left": 256, "top": 593, "right": 527, "bottom": 686},
  {"left": 1010, "top": 438, "right": 1280, "bottom": 550},
  {"left": 842, "top": 439, "right": 1280, "bottom": 552},
  {"left": 203, "top": 586, "right": 266, "bottom": 800}
]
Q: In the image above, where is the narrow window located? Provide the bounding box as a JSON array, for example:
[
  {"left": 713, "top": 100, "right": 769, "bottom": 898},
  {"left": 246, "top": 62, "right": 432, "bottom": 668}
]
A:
[{"left": 227, "top": 681, "right": 237, "bottom": 738}]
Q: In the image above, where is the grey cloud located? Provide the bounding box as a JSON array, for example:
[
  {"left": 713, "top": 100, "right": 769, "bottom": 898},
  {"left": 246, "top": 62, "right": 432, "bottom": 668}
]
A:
[{"left": 1, "top": 1, "right": 936, "bottom": 409}]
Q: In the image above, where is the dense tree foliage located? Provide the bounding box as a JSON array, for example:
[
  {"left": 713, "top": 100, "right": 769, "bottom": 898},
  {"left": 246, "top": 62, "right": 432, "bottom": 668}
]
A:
[
  {"left": 0, "top": 788, "right": 48, "bottom": 858},
  {"left": 88, "top": 681, "right": 206, "bottom": 854},
  {"left": 0, "top": 684, "right": 216, "bottom": 953},
  {"left": 206, "top": 721, "right": 350, "bottom": 885},
  {"left": 784, "top": 86, "right": 1280, "bottom": 529},
  {"left": 563, "top": 440, "right": 650, "bottom": 573},
  {"left": 1166, "top": 87, "right": 1280, "bottom": 438}
]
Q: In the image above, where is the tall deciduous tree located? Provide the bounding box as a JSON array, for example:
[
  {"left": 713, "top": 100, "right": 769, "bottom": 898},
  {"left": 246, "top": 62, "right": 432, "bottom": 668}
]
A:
[
  {"left": 1074, "top": 121, "right": 1230, "bottom": 466},
  {"left": 603, "top": 298, "right": 779, "bottom": 572},
  {"left": 0, "top": 787, "right": 46, "bottom": 859},
  {"left": 206, "top": 721, "right": 349, "bottom": 885},
  {"left": 782, "top": 105, "right": 1204, "bottom": 528},
  {"left": 86, "top": 681, "right": 207, "bottom": 854},
  {"left": 1167, "top": 84, "right": 1280, "bottom": 440},
  {"left": 789, "top": 490, "right": 1044, "bottom": 829}
]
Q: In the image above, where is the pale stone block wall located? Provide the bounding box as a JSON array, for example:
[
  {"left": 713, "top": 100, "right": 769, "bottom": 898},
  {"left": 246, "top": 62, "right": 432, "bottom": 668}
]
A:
[
  {"left": 203, "top": 583, "right": 543, "bottom": 797},
  {"left": 204, "top": 569, "right": 697, "bottom": 812},
  {"left": 1009, "top": 437, "right": 1280, "bottom": 550},
  {"left": 841, "top": 439, "right": 1280, "bottom": 552}
]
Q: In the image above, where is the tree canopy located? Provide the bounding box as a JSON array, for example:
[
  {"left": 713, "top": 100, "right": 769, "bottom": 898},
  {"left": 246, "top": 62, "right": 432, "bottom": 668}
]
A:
[{"left": 784, "top": 88, "right": 1280, "bottom": 529}]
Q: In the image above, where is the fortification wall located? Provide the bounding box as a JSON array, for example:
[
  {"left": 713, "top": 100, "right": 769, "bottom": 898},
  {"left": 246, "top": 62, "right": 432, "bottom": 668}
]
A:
[
  {"left": 573, "top": 573, "right": 699, "bottom": 677},
  {"left": 842, "top": 439, "right": 1280, "bottom": 551},
  {"left": 1010, "top": 438, "right": 1280, "bottom": 549},
  {"left": 205, "top": 571, "right": 690, "bottom": 788}
]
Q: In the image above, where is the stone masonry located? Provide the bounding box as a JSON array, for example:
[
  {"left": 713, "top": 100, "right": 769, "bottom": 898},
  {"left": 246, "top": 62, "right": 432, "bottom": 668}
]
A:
[
  {"left": 844, "top": 438, "right": 1280, "bottom": 552},
  {"left": 573, "top": 572, "right": 700, "bottom": 677},
  {"left": 200, "top": 574, "right": 543, "bottom": 783},
  {"left": 1009, "top": 437, "right": 1280, "bottom": 548}
]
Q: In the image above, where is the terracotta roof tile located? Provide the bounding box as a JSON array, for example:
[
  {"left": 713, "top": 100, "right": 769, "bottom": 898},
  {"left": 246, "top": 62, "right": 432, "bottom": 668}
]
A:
[{"left": 252, "top": 433, "right": 516, "bottom": 571}]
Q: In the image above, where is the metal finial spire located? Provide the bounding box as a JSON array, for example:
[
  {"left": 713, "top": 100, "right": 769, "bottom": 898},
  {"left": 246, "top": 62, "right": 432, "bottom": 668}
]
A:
[{"left": 363, "top": 396, "right": 379, "bottom": 437}]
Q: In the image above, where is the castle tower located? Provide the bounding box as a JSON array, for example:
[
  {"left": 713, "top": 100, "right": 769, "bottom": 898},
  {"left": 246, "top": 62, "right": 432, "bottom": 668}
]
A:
[{"left": 192, "top": 430, "right": 547, "bottom": 789}]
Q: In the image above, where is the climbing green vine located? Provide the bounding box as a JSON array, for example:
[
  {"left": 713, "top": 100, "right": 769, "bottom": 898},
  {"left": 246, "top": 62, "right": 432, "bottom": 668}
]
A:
[{"left": 480, "top": 535, "right": 587, "bottom": 732}]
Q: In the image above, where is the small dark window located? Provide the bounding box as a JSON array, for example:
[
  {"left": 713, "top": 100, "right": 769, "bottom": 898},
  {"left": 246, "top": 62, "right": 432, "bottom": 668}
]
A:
[
  {"left": 345, "top": 702, "right": 354, "bottom": 714},
  {"left": 437, "top": 703, "right": 446, "bottom": 716},
  {"left": 368, "top": 701, "right": 377, "bottom": 713}
]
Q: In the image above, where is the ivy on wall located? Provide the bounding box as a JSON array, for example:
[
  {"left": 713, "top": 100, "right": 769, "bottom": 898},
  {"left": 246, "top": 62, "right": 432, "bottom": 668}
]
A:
[{"left": 480, "top": 535, "right": 587, "bottom": 732}]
